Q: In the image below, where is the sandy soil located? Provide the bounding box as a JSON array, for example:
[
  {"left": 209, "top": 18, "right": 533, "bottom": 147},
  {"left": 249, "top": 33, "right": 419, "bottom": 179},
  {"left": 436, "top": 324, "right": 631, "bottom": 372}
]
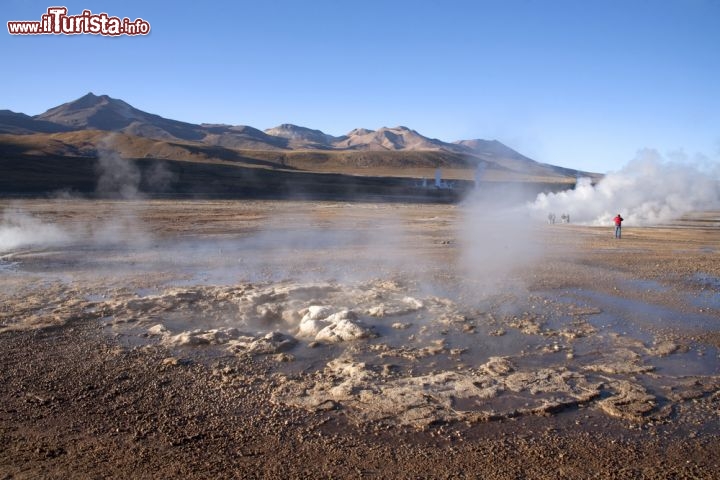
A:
[{"left": 1, "top": 199, "right": 718, "bottom": 479}]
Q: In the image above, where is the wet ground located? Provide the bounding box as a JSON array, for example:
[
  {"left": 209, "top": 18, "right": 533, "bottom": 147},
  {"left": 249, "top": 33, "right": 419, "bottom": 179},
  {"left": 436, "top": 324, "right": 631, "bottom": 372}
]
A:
[{"left": 1, "top": 199, "right": 719, "bottom": 478}]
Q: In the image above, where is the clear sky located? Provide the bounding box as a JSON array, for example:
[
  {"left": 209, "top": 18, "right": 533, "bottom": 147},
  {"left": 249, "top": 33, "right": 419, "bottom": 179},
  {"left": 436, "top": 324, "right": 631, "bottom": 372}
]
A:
[{"left": 2, "top": 0, "right": 719, "bottom": 173}]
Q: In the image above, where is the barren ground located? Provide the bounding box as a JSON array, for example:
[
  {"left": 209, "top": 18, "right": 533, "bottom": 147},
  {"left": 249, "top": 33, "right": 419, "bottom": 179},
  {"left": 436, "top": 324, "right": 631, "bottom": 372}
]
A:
[{"left": 1, "top": 199, "right": 718, "bottom": 479}]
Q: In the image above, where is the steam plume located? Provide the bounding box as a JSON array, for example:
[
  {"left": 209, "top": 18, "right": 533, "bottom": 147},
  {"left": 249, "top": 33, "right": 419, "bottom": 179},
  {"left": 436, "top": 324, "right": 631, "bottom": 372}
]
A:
[
  {"left": 95, "top": 148, "right": 143, "bottom": 199},
  {"left": 459, "top": 184, "right": 544, "bottom": 292},
  {"left": 0, "top": 209, "right": 71, "bottom": 252},
  {"left": 529, "top": 149, "right": 720, "bottom": 225}
]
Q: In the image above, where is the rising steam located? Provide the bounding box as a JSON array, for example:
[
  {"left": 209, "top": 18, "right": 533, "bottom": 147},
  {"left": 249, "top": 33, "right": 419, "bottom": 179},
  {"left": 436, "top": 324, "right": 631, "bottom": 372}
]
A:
[
  {"left": 0, "top": 138, "right": 162, "bottom": 253},
  {"left": 529, "top": 149, "right": 720, "bottom": 225},
  {"left": 459, "top": 183, "right": 545, "bottom": 293},
  {"left": 95, "top": 134, "right": 176, "bottom": 199},
  {"left": 95, "top": 148, "right": 143, "bottom": 199},
  {"left": 0, "top": 208, "right": 71, "bottom": 252}
]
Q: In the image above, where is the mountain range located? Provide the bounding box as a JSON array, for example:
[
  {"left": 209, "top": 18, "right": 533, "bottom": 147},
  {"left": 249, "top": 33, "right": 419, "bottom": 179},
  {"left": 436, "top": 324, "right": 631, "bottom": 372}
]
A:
[
  {"left": 2, "top": 93, "right": 593, "bottom": 175},
  {"left": 0, "top": 93, "right": 596, "bottom": 199},
  {"left": 3, "top": 93, "right": 506, "bottom": 152}
]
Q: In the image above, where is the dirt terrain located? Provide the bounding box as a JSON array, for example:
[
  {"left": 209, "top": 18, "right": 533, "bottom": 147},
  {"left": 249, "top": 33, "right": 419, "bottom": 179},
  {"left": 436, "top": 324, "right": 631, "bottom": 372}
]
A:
[{"left": 1, "top": 199, "right": 718, "bottom": 479}]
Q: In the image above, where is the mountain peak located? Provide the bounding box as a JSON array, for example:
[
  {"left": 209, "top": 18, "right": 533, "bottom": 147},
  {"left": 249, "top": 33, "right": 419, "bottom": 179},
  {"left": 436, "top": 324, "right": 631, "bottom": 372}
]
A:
[
  {"left": 67, "top": 92, "right": 115, "bottom": 110},
  {"left": 347, "top": 128, "right": 374, "bottom": 136},
  {"left": 336, "top": 125, "right": 446, "bottom": 151},
  {"left": 264, "top": 123, "right": 338, "bottom": 146},
  {"left": 36, "top": 93, "right": 144, "bottom": 129}
]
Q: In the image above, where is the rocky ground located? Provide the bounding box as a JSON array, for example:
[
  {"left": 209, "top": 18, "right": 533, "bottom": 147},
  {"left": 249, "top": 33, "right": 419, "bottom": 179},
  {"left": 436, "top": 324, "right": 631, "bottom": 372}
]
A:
[{"left": 1, "top": 200, "right": 719, "bottom": 479}]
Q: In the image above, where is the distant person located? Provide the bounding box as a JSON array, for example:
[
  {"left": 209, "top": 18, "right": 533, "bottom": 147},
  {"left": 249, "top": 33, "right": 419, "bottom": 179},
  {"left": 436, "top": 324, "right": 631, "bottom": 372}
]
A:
[{"left": 614, "top": 214, "right": 624, "bottom": 239}]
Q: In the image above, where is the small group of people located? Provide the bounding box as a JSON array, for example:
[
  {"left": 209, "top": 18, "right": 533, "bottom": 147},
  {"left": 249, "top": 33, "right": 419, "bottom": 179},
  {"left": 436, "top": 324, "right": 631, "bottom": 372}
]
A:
[
  {"left": 546, "top": 211, "right": 624, "bottom": 238},
  {"left": 547, "top": 213, "right": 571, "bottom": 224}
]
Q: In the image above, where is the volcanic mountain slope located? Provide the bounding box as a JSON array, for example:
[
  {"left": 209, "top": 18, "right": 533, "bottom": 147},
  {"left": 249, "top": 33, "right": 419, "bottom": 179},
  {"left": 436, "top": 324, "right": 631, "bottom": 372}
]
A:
[
  {"left": 34, "top": 93, "right": 288, "bottom": 149},
  {"left": 36, "top": 93, "right": 202, "bottom": 140},
  {"left": 455, "top": 139, "right": 580, "bottom": 178},
  {"left": 0, "top": 110, "right": 72, "bottom": 135},
  {"left": 264, "top": 124, "right": 342, "bottom": 149},
  {"left": 330, "top": 126, "right": 443, "bottom": 151},
  {"left": 0, "top": 92, "right": 596, "bottom": 182}
]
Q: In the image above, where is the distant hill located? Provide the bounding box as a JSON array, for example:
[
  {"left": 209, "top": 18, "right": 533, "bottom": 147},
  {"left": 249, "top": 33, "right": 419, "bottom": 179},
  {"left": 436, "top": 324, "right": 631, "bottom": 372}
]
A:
[
  {"left": 33, "top": 93, "right": 288, "bottom": 149},
  {"left": 0, "top": 110, "right": 72, "bottom": 135},
  {"left": 332, "top": 126, "right": 448, "bottom": 151},
  {"left": 36, "top": 93, "right": 205, "bottom": 140},
  {"left": 455, "top": 138, "right": 581, "bottom": 178},
  {"left": 264, "top": 124, "right": 340, "bottom": 149}
]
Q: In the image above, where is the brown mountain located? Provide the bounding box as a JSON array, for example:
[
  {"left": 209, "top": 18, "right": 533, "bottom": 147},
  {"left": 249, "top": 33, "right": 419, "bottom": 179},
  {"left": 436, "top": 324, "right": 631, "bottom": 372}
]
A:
[
  {"left": 264, "top": 124, "right": 340, "bottom": 149},
  {"left": 33, "top": 93, "right": 288, "bottom": 149},
  {"left": 36, "top": 92, "right": 205, "bottom": 141},
  {"left": 332, "top": 126, "right": 451, "bottom": 151}
]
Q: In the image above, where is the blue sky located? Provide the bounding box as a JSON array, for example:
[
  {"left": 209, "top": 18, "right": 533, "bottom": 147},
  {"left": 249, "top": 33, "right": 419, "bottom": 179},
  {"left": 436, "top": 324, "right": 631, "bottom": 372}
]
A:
[{"left": 2, "top": 0, "right": 719, "bottom": 173}]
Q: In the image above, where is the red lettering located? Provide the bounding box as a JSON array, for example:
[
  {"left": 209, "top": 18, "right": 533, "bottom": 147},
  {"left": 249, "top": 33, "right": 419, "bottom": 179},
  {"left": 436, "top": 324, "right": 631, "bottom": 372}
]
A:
[{"left": 8, "top": 7, "right": 151, "bottom": 36}]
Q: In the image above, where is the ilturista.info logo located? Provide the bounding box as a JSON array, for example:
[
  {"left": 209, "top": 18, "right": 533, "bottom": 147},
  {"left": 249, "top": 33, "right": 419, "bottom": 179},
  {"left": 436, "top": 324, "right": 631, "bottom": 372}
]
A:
[{"left": 8, "top": 7, "right": 151, "bottom": 36}]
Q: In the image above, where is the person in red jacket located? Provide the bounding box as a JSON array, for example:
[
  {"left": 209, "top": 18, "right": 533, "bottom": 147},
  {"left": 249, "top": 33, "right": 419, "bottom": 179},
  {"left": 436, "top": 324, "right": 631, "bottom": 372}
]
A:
[{"left": 614, "top": 214, "right": 624, "bottom": 239}]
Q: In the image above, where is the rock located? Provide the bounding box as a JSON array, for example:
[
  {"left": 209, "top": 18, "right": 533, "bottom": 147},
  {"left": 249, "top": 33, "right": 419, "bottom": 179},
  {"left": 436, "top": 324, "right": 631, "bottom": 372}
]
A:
[
  {"left": 367, "top": 296, "right": 424, "bottom": 318},
  {"left": 480, "top": 357, "right": 515, "bottom": 376},
  {"left": 402, "top": 296, "right": 424, "bottom": 309},
  {"left": 296, "top": 307, "right": 375, "bottom": 343},
  {"left": 508, "top": 315, "right": 542, "bottom": 335},
  {"left": 296, "top": 306, "right": 339, "bottom": 338},
  {"left": 306, "top": 305, "right": 334, "bottom": 320},
  {"left": 147, "top": 324, "right": 169, "bottom": 336},
  {"left": 163, "top": 327, "right": 241, "bottom": 346},
  {"left": 164, "top": 331, "right": 209, "bottom": 346},
  {"left": 583, "top": 348, "right": 655, "bottom": 375},
  {"left": 648, "top": 341, "right": 680, "bottom": 357},
  {"left": 240, "top": 331, "right": 298, "bottom": 355},
  {"left": 367, "top": 305, "right": 385, "bottom": 317},
  {"left": 326, "top": 358, "right": 372, "bottom": 379},
  {"left": 325, "top": 310, "right": 358, "bottom": 322},
  {"left": 315, "top": 318, "right": 376, "bottom": 343},
  {"left": 598, "top": 380, "right": 656, "bottom": 421},
  {"left": 297, "top": 317, "right": 324, "bottom": 338},
  {"left": 274, "top": 352, "right": 295, "bottom": 362}
]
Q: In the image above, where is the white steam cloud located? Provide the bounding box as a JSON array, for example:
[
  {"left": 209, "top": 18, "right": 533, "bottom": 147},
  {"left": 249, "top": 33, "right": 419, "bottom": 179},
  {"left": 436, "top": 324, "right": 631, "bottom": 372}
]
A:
[
  {"left": 529, "top": 149, "right": 720, "bottom": 225},
  {"left": 459, "top": 185, "right": 544, "bottom": 293},
  {"left": 0, "top": 209, "right": 71, "bottom": 253}
]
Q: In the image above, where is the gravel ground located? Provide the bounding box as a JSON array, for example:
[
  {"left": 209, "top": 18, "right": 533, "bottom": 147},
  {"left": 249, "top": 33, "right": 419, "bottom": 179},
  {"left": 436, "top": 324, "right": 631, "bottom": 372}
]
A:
[
  {"left": 1, "top": 200, "right": 718, "bottom": 479},
  {"left": 1, "top": 322, "right": 718, "bottom": 479}
]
